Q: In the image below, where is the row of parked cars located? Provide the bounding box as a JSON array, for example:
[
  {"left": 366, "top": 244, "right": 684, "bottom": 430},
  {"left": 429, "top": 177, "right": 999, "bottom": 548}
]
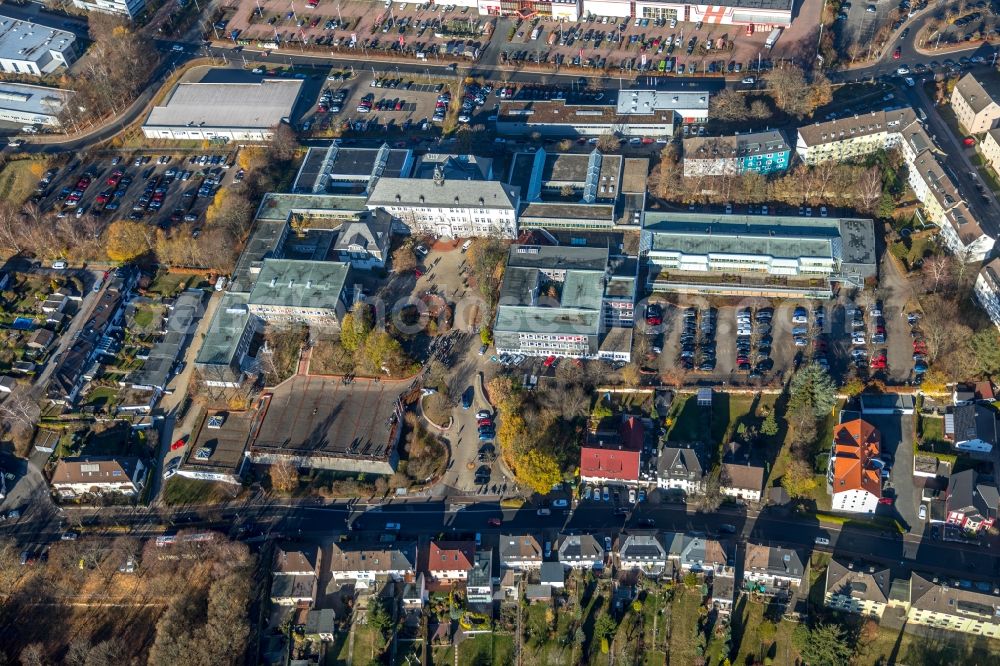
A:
[
  {"left": 679, "top": 307, "right": 716, "bottom": 372},
  {"left": 737, "top": 307, "right": 773, "bottom": 376}
]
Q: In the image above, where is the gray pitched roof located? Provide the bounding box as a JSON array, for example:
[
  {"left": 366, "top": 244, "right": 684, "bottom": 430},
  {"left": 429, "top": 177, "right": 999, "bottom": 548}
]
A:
[
  {"left": 540, "top": 561, "right": 564, "bottom": 585},
  {"left": 825, "top": 559, "right": 891, "bottom": 605},
  {"left": 745, "top": 543, "right": 806, "bottom": 579},
  {"left": 618, "top": 534, "right": 666, "bottom": 561},
  {"left": 952, "top": 404, "right": 998, "bottom": 445},
  {"left": 557, "top": 533, "right": 603, "bottom": 561},
  {"left": 499, "top": 534, "right": 542, "bottom": 563},
  {"left": 333, "top": 212, "right": 393, "bottom": 254},
  {"left": 657, "top": 447, "right": 705, "bottom": 481}
]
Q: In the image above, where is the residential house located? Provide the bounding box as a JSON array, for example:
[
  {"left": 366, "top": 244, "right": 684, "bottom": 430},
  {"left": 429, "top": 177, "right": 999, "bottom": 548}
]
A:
[
  {"left": 247, "top": 259, "right": 352, "bottom": 328},
  {"left": 951, "top": 71, "right": 1000, "bottom": 134},
  {"left": 828, "top": 418, "right": 883, "bottom": 514},
  {"left": 656, "top": 446, "right": 706, "bottom": 494},
  {"left": 557, "top": 533, "right": 605, "bottom": 570},
  {"left": 743, "top": 543, "right": 807, "bottom": 598},
  {"left": 271, "top": 543, "right": 320, "bottom": 607},
  {"left": 499, "top": 534, "right": 543, "bottom": 570},
  {"left": 797, "top": 107, "right": 995, "bottom": 263},
  {"left": 954, "top": 381, "right": 996, "bottom": 406},
  {"left": 50, "top": 457, "right": 145, "bottom": 498},
  {"left": 974, "top": 258, "right": 1000, "bottom": 329},
  {"left": 674, "top": 534, "right": 734, "bottom": 577},
  {"left": 946, "top": 404, "right": 999, "bottom": 453},
  {"left": 983, "top": 128, "right": 1000, "bottom": 179},
  {"left": 711, "top": 573, "right": 736, "bottom": 615},
  {"left": 824, "top": 559, "right": 892, "bottom": 619},
  {"left": 580, "top": 416, "right": 646, "bottom": 486},
  {"left": 301, "top": 608, "right": 336, "bottom": 642},
  {"left": 526, "top": 584, "right": 553, "bottom": 601},
  {"left": 26, "top": 328, "right": 54, "bottom": 350},
  {"left": 682, "top": 129, "right": 791, "bottom": 177},
  {"left": 720, "top": 462, "right": 765, "bottom": 503},
  {"left": 402, "top": 573, "right": 426, "bottom": 610},
  {"left": 906, "top": 572, "right": 1000, "bottom": 638},
  {"left": 466, "top": 548, "right": 496, "bottom": 604},
  {"left": 425, "top": 540, "right": 475, "bottom": 583},
  {"left": 41, "top": 291, "right": 67, "bottom": 314},
  {"left": 333, "top": 211, "right": 394, "bottom": 269},
  {"left": 540, "top": 562, "right": 565, "bottom": 589},
  {"left": 328, "top": 543, "right": 416, "bottom": 587},
  {"left": 946, "top": 469, "right": 999, "bottom": 534},
  {"left": 616, "top": 533, "right": 667, "bottom": 577}
]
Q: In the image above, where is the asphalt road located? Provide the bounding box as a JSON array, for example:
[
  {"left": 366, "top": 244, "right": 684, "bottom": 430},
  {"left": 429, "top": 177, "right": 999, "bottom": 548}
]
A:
[{"left": 4, "top": 497, "right": 998, "bottom": 583}]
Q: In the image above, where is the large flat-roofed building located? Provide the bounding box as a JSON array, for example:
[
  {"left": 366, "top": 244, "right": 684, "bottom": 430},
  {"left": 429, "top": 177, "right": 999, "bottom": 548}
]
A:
[
  {"left": 683, "top": 129, "right": 791, "bottom": 177},
  {"left": 249, "top": 375, "right": 404, "bottom": 474},
  {"left": 0, "top": 82, "right": 72, "bottom": 127},
  {"left": 195, "top": 293, "right": 260, "bottom": 389},
  {"left": 177, "top": 408, "right": 259, "bottom": 485},
  {"left": 641, "top": 212, "right": 877, "bottom": 298},
  {"left": 581, "top": 0, "right": 792, "bottom": 26},
  {"left": 247, "top": 259, "right": 351, "bottom": 328},
  {"left": 72, "top": 0, "right": 145, "bottom": 17},
  {"left": 497, "top": 88, "right": 708, "bottom": 139},
  {"left": 951, "top": 71, "right": 1000, "bottom": 134},
  {"left": 509, "top": 149, "right": 647, "bottom": 230},
  {"left": 292, "top": 143, "right": 413, "bottom": 195},
  {"left": 0, "top": 16, "right": 76, "bottom": 76},
  {"left": 143, "top": 78, "right": 303, "bottom": 142},
  {"left": 494, "top": 245, "right": 637, "bottom": 361},
  {"left": 366, "top": 173, "right": 519, "bottom": 238}
]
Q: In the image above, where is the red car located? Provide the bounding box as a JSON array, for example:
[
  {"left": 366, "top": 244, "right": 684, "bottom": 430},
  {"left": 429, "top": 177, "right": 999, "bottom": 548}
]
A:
[
  {"left": 870, "top": 359, "right": 887, "bottom": 370},
  {"left": 170, "top": 438, "right": 187, "bottom": 451},
  {"left": 893, "top": 47, "right": 901, "bottom": 59},
  {"left": 543, "top": 356, "right": 557, "bottom": 368},
  {"left": 878, "top": 497, "right": 895, "bottom": 505},
  {"left": 964, "top": 136, "right": 977, "bottom": 146},
  {"left": 487, "top": 517, "right": 501, "bottom": 527}
]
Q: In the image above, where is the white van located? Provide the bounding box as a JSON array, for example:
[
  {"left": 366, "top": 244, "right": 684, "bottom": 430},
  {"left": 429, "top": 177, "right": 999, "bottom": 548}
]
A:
[
  {"left": 51, "top": 260, "right": 67, "bottom": 270},
  {"left": 214, "top": 276, "right": 227, "bottom": 291},
  {"left": 461, "top": 240, "right": 472, "bottom": 252}
]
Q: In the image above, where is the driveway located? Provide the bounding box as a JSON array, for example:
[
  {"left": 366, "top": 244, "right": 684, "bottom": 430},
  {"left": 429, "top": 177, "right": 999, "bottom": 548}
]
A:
[{"left": 866, "top": 412, "right": 921, "bottom": 533}]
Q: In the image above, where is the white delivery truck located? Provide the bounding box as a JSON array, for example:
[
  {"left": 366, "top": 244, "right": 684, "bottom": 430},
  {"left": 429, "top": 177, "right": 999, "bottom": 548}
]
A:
[{"left": 765, "top": 28, "right": 782, "bottom": 49}]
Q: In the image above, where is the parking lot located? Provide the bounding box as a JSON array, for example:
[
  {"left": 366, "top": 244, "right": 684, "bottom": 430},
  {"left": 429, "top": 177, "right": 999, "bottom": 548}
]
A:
[
  {"left": 649, "top": 286, "right": 918, "bottom": 387},
  {"left": 34, "top": 150, "right": 241, "bottom": 239},
  {"left": 223, "top": 0, "right": 489, "bottom": 61}
]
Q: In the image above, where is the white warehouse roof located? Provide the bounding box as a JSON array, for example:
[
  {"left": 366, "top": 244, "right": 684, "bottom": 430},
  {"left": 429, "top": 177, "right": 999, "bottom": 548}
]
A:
[
  {"left": 145, "top": 79, "right": 303, "bottom": 131},
  {"left": 616, "top": 89, "right": 710, "bottom": 115}
]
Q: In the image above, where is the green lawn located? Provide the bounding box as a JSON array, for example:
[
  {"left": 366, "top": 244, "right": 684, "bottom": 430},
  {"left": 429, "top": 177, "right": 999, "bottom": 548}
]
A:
[
  {"left": 161, "top": 476, "right": 243, "bottom": 505},
  {"left": 428, "top": 645, "right": 454, "bottom": 666},
  {"left": 0, "top": 159, "right": 45, "bottom": 207},
  {"left": 457, "top": 633, "right": 514, "bottom": 666},
  {"left": 84, "top": 386, "right": 119, "bottom": 409},
  {"left": 350, "top": 621, "right": 382, "bottom": 664},
  {"left": 523, "top": 602, "right": 576, "bottom": 664},
  {"left": 132, "top": 306, "right": 157, "bottom": 328},
  {"left": 666, "top": 584, "right": 704, "bottom": 665},
  {"left": 919, "top": 414, "right": 946, "bottom": 445},
  {"left": 860, "top": 626, "right": 1000, "bottom": 666},
  {"left": 668, "top": 392, "right": 776, "bottom": 467},
  {"left": 146, "top": 272, "right": 190, "bottom": 297}
]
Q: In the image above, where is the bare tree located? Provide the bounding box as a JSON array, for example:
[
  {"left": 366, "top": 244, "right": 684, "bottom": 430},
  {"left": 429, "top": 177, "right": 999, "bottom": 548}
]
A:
[
  {"left": 854, "top": 166, "right": 883, "bottom": 213},
  {"left": 922, "top": 254, "right": 956, "bottom": 294}
]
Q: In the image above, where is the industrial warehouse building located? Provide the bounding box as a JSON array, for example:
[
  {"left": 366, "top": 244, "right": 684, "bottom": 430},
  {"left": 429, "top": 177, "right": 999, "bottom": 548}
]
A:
[
  {"left": 142, "top": 77, "right": 303, "bottom": 142},
  {"left": 0, "top": 82, "right": 71, "bottom": 127},
  {"left": 0, "top": 15, "right": 76, "bottom": 76}
]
